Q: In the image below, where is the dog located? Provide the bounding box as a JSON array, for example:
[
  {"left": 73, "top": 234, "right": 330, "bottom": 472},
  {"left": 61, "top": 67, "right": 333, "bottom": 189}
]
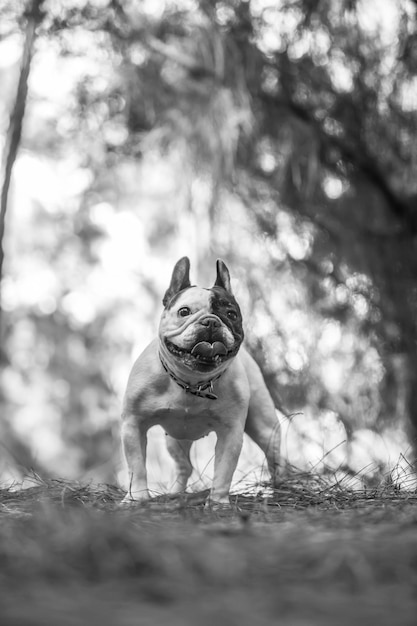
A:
[{"left": 121, "top": 257, "right": 281, "bottom": 505}]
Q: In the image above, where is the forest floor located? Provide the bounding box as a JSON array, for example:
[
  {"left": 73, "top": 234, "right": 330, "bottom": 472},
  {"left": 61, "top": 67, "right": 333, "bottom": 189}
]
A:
[{"left": 1, "top": 469, "right": 417, "bottom": 626}]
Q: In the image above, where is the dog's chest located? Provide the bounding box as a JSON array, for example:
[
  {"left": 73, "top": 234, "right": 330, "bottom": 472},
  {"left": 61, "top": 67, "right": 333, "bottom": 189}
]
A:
[
  {"left": 152, "top": 391, "right": 221, "bottom": 440},
  {"left": 162, "top": 412, "right": 214, "bottom": 439}
]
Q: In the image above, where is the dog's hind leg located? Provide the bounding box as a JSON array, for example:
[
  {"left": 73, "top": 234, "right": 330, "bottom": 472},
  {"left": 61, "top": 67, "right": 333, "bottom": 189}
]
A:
[
  {"left": 165, "top": 436, "right": 193, "bottom": 493},
  {"left": 239, "top": 349, "right": 282, "bottom": 486},
  {"left": 244, "top": 380, "right": 282, "bottom": 486}
]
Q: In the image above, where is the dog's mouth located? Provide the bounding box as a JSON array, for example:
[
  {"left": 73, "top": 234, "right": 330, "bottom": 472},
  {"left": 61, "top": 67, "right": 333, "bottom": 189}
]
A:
[{"left": 164, "top": 338, "right": 238, "bottom": 370}]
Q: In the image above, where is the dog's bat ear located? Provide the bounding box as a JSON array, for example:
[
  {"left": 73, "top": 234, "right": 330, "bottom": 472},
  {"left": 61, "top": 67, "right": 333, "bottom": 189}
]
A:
[
  {"left": 214, "top": 259, "right": 232, "bottom": 293},
  {"left": 163, "top": 257, "right": 191, "bottom": 306}
]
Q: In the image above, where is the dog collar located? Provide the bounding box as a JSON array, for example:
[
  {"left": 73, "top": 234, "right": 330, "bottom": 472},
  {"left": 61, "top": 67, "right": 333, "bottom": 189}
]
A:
[{"left": 159, "top": 352, "right": 222, "bottom": 400}]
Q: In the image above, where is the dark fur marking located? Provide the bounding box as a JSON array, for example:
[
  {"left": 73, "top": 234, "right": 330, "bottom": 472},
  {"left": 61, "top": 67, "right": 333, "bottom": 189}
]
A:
[{"left": 210, "top": 287, "right": 244, "bottom": 346}]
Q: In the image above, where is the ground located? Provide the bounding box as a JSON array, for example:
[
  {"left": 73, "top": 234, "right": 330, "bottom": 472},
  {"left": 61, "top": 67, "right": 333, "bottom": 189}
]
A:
[{"left": 1, "top": 471, "right": 417, "bottom": 625}]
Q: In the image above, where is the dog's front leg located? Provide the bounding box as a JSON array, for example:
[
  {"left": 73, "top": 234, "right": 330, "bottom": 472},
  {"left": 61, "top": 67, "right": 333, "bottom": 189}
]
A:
[
  {"left": 121, "top": 414, "right": 149, "bottom": 503},
  {"left": 209, "top": 426, "right": 245, "bottom": 506}
]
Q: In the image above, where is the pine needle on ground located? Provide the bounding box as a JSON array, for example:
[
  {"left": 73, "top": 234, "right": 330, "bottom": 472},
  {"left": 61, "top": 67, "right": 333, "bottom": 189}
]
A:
[{"left": 0, "top": 467, "right": 416, "bottom": 626}]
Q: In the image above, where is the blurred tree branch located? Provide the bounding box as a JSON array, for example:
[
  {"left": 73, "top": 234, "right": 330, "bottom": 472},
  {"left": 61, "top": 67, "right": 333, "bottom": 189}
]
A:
[
  {"left": 260, "top": 91, "right": 417, "bottom": 236},
  {"left": 0, "top": 0, "right": 45, "bottom": 336},
  {"left": 106, "top": 7, "right": 417, "bottom": 237}
]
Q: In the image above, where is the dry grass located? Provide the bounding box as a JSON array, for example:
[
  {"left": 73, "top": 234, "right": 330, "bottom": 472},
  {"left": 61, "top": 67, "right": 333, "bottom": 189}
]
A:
[{"left": 1, "top": 468, "right": 417, "bottom": 625}]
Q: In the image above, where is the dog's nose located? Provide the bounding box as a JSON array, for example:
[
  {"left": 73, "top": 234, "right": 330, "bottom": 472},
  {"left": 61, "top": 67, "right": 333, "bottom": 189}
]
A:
[{"left": 199, "top": 316, "right": 221, "bottom": 329}]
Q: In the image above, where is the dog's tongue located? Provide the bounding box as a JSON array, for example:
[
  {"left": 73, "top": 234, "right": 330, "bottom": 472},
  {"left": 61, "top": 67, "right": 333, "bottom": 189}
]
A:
[{"left": 191, "top": 341, "right": 227, "bottom": 358}]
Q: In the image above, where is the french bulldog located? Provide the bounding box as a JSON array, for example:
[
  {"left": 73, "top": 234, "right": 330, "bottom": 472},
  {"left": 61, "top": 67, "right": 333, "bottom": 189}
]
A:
[{"left": 121, "top": 257, "right": 281, "bottom": 505}]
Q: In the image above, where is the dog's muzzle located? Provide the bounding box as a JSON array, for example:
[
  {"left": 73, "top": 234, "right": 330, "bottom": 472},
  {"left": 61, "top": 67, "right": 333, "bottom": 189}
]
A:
[{"left": 164, "top": 338, "right": 237, "bottom": 368}]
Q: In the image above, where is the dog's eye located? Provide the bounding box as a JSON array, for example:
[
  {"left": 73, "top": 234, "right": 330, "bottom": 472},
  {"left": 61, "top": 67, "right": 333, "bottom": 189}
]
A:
[
  {"left": 178, "top": 307, "right": 192, "bottom": 317},
  {"left": 227, "top": 310, "right": 238, "bottom": 321}
]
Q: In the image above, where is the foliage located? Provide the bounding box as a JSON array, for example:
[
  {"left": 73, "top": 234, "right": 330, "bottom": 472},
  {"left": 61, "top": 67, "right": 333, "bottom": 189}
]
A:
[{"left": 1, "top": 0, "right": 417, "bottom": 481}]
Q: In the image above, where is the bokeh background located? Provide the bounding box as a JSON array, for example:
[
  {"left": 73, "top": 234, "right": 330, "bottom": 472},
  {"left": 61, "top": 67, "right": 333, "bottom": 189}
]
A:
[{"left": 1, "top": 0, "right": 417, "bottom": 493}]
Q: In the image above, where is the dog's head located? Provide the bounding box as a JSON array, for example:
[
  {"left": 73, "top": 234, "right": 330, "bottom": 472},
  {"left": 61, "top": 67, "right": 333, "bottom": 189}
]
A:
[{"left": 158, "top": 257, "right": 244, "bottom": 378}]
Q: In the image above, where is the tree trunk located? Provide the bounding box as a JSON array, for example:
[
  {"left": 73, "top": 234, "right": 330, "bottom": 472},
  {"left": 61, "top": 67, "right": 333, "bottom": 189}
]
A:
[
  {"left": 0, "top": 0, "right": 45, "bottom": 338},
  {"left": 404, "top": 352, "right": 417, "bottom": 465}
]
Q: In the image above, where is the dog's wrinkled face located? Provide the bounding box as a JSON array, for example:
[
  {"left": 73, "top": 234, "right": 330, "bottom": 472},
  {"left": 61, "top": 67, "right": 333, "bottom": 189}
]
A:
[{"left": 159, "top": 257, "right": 244, "bottom": 376}]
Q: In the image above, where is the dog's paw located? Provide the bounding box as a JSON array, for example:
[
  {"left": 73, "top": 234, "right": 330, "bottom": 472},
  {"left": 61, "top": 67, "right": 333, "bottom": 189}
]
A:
[
  {"left": 204, "top": 497, "right": 231, "bottom": 512},
  {"left": 119, "top": 491, "right": 149, "bottom": 506}
]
